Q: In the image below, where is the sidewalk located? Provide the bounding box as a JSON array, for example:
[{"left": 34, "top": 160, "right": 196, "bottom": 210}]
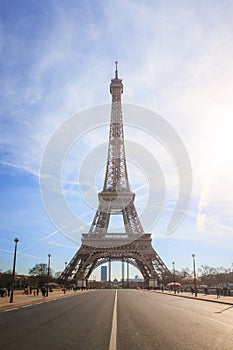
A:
[
  {"left": 0, "top": 289, "right": 90, "bottom": 311},
  {"left": 155, "top": 290, "right": 233, "bottom": 306},
  {"left": 1, "top": 289, "right": 233, "bottom": 310}
]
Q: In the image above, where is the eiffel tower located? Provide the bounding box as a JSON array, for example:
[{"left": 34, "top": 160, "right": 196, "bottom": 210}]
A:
[{"left": 59, "top": 63, "right": 171, "bottom": 288}]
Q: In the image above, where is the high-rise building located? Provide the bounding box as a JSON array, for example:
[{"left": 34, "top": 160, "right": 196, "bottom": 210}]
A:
[{"left": 101, "top": 266, "right": 107, "bottom": 282}]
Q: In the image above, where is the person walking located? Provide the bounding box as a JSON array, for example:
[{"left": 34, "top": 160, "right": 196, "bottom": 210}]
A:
[{"left": 41, "top": 286, "right": 46, "bottom": 298}]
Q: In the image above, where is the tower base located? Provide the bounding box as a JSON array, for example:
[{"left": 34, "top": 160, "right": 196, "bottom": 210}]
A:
[{"left": 59, "top": 234, "right": 171, "bottom": 288}]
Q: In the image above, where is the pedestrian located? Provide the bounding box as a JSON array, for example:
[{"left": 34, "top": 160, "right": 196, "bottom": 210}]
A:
[
  {"left": 216, "top": 287, "right": 220, "bottom": 299},
  {"left": 7, "top": 287, "right": 11, "bottom": 297},
  {"left": 0, "top": 288, "right": 6, "bottom": 297},
  {"left": 36, "top": 287, "right": 39, "bottom": 296},
  {"left": 41, "top": 286, "right": 46, "bottom": 297}
]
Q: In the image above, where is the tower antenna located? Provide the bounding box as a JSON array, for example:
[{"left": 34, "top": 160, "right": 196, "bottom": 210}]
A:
[{"left": 115, "top": 61, "right": 118, "bottom": 78}]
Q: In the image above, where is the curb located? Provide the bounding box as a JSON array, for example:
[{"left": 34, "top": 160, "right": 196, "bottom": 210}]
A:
[
  {"left": 156, "top": 291, "right": 233, "bottom": 306},
  {"left": 0, "top": 290, "right": 90, "bottom": 312}
]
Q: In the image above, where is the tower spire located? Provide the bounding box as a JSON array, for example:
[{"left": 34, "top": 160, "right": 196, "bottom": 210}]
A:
[{"left": 115, "top": 61, "right": 118, "bottom": 79}]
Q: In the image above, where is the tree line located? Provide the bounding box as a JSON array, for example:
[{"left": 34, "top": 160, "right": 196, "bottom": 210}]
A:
[
  {"left": 173, "top": 265, "right": 233, "bottom": 287},
  {"left": 0, "top": 263, "right": 62, "bottom": 289},
  {"left": 0, "top": 263, "right": 233, "bottom": 289}
]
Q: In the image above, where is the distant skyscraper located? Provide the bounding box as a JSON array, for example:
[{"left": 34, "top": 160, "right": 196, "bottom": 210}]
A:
[{"left": 101, "top": 266, "right": 107, "bottom": 282}]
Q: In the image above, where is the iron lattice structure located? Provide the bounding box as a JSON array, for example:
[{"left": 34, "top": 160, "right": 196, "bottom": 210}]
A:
[{"left": 59, "top": 63, "right": 171, "bottom": 287}]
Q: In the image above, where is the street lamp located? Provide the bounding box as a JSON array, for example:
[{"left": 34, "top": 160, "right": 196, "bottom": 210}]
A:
[
  {"left": 172, "top": 261, "right": 176, "bottom": 294},
  {"left": 192, "top": 254, "right": 197, "bottom": 297},
  {"left": 46, "top": 254, "right": 51, "bottom": 297},
  {"left": 64, "top": 261, "right": 67, "bottom": 291},
  {"left": 10, "top": 238, "right": 19, "bottom": 303}
]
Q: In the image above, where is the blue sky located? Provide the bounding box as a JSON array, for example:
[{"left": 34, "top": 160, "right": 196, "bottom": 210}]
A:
[{"left": 0, "top": 0, "right": 233, "bottom": 279}]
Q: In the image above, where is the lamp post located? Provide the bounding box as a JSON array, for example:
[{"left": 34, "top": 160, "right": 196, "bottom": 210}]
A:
[
  {"left": 10, "top": 238, "right": 19, "bottom": 303},
  {"left": 192, "top": 254, "right": 197, "bottom": 297},
  {"left": 161, "top": 274, "right": 164, "bottom": 292},
  {"left": 46, "top": 254, "right": 51, "bottom": 297},
  {"left": 64, "top": 261, "right": 67, "bottom": 291},
  {"left": 172, "top": 261, "right": 176, "bottom": 294}
]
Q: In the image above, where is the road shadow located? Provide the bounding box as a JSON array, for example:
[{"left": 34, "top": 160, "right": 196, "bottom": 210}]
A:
[{"left": 215, "top": 305, "right": 233, "bottom": 314}]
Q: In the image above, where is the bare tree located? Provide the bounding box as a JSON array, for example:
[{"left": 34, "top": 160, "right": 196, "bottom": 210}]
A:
[{"left": 29, "top": 263, "right": 53, "bottom": 288}]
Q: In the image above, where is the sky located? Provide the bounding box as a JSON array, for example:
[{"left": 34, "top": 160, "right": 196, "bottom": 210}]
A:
[{"left": 0, "top": 0, "right": 233, "bottom": 280}]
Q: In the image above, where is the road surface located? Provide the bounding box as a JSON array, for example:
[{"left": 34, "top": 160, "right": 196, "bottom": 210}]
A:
[{"left": 0, "top": 289, "right": 232, "bottom": 349}]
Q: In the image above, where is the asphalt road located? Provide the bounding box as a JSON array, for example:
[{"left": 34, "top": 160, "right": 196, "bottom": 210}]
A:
[{"left": 0, "top": 289, "right": 233, "bottom": 350}]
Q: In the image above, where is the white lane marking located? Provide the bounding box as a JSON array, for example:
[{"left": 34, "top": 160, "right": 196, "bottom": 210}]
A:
[
  {"left": 3, "top": 308, "right": 19, "bottom": 312},
  {"left": 109, "top": 290, "right": 117, "bottom": 350},
  {"left": 22, "top": 304, "right": 32, "bottom": 308}
]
